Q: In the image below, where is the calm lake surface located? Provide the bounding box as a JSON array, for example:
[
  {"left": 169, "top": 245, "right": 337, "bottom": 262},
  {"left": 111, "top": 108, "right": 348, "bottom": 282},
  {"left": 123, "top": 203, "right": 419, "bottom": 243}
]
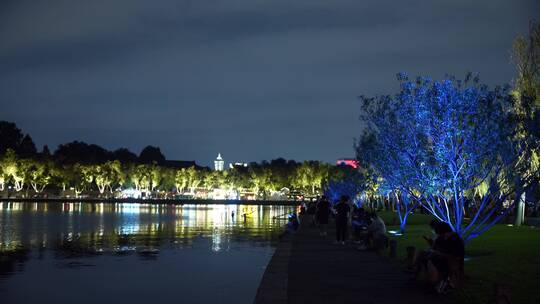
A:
[{"left": 0, "top": 202, "right": 295, "bottom": 304}]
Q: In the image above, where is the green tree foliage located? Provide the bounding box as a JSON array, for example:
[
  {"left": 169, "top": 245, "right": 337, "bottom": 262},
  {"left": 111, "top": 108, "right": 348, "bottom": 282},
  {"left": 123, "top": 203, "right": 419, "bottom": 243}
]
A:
[
  {"left": 175, "top": 168, "right": 189, "bottom": 192},
  {"left": 226, "top": 167, "right": 250, "bottom": 191},
  {"left": 0, "top": 149, "right": 17, "bottom": 191},
  {"left": 292, "top": 161, "right": 329, "bottom": 195},
  {"left": 159, "top": 167, "right": 176, "bottom": 192},
  {"left": 1, "top": 149, "right": 25, "bottom": 191},
  {"left": 511, "top": 21, "right": 540, "bottom": 225},
  {"left": 186, "top": 166, "right": 203, "bottom": 192},
  {"left": 173, "top": 166, "right": 205, "bottom": 194},
  {"left": 129, "top": 164, "right": 151, "bottom": 192},
  {"left": 73, "top": 164, "right": 95, "bottom": 196},
  {"left": 26, "top": 159, "right": 52, "bottom": 193},
  {"left": 51, "top": 164, "right": 74, "bottom": 191},
  {"left": 94, "top": 160, "right": 123, "bottom": 194},
  {"left": 149, "top": 163, "right": 163, "bottom": 191}
]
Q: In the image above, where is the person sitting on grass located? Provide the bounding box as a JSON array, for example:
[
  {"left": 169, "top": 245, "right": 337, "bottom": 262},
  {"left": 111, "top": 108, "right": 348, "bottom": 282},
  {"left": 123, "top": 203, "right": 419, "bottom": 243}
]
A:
[
  {"left": 409, "top": 219, "right": 441, "bottom": 276},
  {"left": 425, "top": 221, "right": 465, "bottom": 294},
  {"left": 357, "top": 212, "right": 386, "bottom": 250}
]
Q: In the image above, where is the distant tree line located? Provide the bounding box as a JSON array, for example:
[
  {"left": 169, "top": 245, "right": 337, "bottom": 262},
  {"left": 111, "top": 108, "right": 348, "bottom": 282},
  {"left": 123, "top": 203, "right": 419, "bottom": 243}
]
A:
[{"left": 0, "top": 121, "right": 359, "bottom": 199}]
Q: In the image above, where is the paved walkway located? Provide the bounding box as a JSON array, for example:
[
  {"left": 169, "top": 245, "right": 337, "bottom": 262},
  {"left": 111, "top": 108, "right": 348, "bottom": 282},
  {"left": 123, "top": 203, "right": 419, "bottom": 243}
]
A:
[{"left": 256, "top": 216, "right": 444, "bottom": 304}]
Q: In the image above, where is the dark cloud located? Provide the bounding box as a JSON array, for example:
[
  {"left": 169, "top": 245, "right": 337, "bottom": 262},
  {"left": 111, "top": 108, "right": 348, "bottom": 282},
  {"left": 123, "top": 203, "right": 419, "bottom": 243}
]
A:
[{"left": 1, "top": 0, "right": 539, "bottom": 165}]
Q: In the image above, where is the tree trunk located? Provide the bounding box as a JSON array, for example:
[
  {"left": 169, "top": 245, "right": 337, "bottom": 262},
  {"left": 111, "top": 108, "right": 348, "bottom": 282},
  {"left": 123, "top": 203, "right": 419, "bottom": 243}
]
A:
[{"left": 514, "top": 191, "right": 525, "bottom": 226}]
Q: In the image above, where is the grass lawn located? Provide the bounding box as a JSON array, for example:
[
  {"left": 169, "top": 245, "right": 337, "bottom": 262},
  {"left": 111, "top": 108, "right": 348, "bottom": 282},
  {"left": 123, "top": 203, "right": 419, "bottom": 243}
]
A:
[{"left": 377, "top": 211, "right": 540, "bottom": 304}]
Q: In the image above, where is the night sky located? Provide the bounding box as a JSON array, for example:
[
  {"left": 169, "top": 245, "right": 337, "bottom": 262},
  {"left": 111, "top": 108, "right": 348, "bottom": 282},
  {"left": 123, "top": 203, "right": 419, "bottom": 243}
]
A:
[{"left": 1, "top": 1, "right": 539, "bottom": 166}]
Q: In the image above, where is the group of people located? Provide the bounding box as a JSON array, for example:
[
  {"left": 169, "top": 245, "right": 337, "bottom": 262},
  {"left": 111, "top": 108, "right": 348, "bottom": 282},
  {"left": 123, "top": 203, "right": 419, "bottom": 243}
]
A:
[
  {"left": 302, "top": 195, "right": 465, "bottom": 294},
  {"left": 304, "top": 195, "right": 347, "bottom": 243},
  {"left": 354, "top": 207, "right": 388, "bottom": 250},
  {"left": 304, "top": 195, "right": 387, "bottom": 248}
]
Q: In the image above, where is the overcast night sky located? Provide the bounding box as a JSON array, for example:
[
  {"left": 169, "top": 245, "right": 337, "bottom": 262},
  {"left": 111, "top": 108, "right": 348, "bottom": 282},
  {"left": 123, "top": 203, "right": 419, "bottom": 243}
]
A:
[{"left": 1, "top": 0, "right": 539, "bottom": 166}]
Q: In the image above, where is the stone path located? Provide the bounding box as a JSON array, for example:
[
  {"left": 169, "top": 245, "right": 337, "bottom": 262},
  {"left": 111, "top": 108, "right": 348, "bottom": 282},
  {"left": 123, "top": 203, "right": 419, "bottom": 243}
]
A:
[{"left": 256, "top": 216, "right": 446, "bottom": 304}]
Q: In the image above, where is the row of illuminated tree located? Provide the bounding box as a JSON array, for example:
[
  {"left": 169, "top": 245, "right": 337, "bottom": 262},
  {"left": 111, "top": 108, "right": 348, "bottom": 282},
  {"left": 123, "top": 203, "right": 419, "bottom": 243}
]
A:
[
  {"left": 0, "top": 148, "right": 356, "bottom": 199},
  {"left": 353, "top": 23, "right": 540, "bottom": 243}
]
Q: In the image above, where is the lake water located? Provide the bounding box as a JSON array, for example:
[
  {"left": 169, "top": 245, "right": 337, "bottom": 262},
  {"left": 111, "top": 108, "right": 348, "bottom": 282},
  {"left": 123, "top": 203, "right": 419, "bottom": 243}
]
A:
[{"left": 0, "top": 202, "right": 295, "bottom": 304}]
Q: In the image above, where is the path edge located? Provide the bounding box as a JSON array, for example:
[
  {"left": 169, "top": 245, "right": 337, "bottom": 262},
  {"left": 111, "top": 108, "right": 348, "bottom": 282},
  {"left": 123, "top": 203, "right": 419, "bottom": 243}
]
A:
[{"left": 253, "top": 232, "right": 293, "bottom": 304}]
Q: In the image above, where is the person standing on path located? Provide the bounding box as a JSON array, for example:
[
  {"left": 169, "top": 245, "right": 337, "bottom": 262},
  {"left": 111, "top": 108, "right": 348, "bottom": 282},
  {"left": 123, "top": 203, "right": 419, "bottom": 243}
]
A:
[
  {"left": 307, "top": 197, "right": 318, "bottom": 226},
  {"left": 316, "top": 195, "right": 331, "bottom": 236},
  {"left": 334, "top": 195, "right": 351, "bottom": 244}
]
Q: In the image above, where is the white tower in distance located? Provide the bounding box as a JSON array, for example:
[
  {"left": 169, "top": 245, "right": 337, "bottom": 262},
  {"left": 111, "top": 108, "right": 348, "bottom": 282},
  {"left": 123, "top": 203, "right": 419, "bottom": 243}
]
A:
[{"left": 214, "top": 153, "right": 224, "bottom": 171}]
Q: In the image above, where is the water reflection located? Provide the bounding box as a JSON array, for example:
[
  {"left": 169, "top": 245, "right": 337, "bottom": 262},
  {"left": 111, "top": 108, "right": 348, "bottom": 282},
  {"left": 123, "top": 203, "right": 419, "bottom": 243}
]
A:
[
  {"left": 0, "top": 202, "right": 292, "bottom": 251},
  {"left": 0, "top": 202, "right": 294, "bottom": 288}
]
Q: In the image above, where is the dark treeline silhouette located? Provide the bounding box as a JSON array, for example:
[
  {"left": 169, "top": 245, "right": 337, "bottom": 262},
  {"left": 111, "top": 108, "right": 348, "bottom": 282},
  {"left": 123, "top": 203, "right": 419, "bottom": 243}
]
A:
[
  {"left": 0, "top": 121, "right": 37, "bottom": 157},
  {"left": 0, "top": 121, "right": 177, "bottom": 166}
]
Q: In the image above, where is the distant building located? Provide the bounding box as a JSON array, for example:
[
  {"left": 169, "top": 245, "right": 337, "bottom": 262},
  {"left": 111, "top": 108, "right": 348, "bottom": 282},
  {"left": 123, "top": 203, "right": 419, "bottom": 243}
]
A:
[
  {"left": 336, "top": 158, "right": 359, "bottom": 169},
  {"left": 229, "top": 162, "right": 248, "bottom": 169},
  {"left": 214, "top": 153, "right": 225, "bottom": 171}
]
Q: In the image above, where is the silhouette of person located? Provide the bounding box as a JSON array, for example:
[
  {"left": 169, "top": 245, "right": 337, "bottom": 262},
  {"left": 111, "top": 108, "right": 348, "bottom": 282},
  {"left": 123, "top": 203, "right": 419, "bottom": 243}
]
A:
[{"left": 334, "top": 195, "right": 351, "bottom": 244}]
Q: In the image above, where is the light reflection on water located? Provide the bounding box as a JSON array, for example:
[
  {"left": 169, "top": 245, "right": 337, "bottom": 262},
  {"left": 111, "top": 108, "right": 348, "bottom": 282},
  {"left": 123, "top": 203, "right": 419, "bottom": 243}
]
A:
[{"left": 0, "top": 202, "right": 295, "bottom": 304}]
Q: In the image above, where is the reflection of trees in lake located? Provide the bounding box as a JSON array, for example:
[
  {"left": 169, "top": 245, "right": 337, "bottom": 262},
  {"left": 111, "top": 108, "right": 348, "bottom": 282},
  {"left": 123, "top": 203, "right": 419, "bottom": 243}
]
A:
[{"left": 1, "top": 203, "right": 293, "bottom": 263}]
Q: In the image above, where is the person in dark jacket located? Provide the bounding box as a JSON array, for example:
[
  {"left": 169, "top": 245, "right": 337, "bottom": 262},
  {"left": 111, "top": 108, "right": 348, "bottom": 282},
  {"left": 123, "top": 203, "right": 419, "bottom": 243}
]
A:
[
  {"left": 316, "top": 195, "right": 331, "bottom": 236},
  {"left": 307, "top": 197, "right": 318, "bottom": 226},
  {"left": 334, "top": 195, "right": 351, "bottom": 244},
  {"left": 410, "top": 219, "right": 441, "bottom": 276},
  {"left": 426, "top": 221, "right": 465, "bottom": 293}
]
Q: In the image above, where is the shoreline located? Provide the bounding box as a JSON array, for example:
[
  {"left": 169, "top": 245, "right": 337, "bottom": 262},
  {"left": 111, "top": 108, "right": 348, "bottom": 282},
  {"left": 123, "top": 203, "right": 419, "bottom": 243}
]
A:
[
  {"left": 254, "top": 228, "right": 293, "bottom": 303},
  {"left": 0, "top": 197, "right": 300, "bottom": 206}
]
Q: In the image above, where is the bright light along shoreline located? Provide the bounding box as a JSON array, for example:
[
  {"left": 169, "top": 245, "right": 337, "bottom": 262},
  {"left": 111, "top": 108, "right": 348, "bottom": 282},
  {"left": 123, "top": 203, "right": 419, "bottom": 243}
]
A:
[{"left": 0, "top": 197, "right": 300, "bottom": 205}]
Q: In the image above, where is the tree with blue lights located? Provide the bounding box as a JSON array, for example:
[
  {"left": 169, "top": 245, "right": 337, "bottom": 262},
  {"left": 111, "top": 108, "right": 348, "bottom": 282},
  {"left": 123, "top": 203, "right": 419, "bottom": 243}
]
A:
[
  {"left": 325, "top": 176, "right": 363, "bottom": 205},
  {"left": 324, "top": 165, "right": 373, "bottom": 208},
  {"left": 378, "top": 186, "right": 418, "bottom": 234},
  {"left": 358, "top": 73, "right": 518, "bottom": 242},
  {"left": 356, "top": 75, "right": 425, "bottom": 233}
]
